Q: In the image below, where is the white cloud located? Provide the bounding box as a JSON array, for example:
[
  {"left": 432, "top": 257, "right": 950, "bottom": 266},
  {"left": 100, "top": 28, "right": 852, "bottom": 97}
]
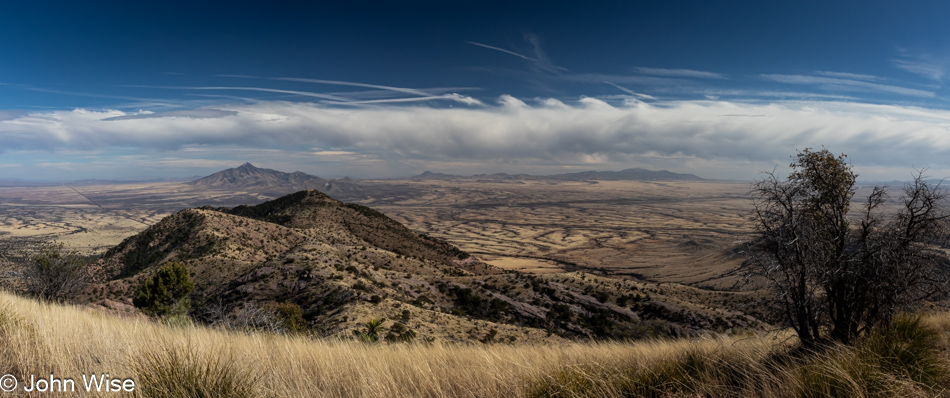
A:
[
  {"left": 3, "top": 97, "right": 950, "bottom": 180},
  {"left": 102, "top": 109, "right": 237, "bottom": 120},
  {"left": 324, "top": 94, "right": 482, "bottom": 106}
]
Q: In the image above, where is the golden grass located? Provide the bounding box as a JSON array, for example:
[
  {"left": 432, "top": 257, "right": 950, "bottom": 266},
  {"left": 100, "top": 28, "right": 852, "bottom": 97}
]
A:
[{"left": 0, "top": 291, "right": 947, "bottom": 397}]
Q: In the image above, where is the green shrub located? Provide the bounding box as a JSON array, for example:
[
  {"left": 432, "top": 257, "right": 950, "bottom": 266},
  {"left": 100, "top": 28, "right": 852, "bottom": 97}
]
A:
[
  {"left": 270, "top": 302, "right": 307, "bottom": 335},
  {"left": 133, "top": 262, "right": 194, "bottom": 317}
]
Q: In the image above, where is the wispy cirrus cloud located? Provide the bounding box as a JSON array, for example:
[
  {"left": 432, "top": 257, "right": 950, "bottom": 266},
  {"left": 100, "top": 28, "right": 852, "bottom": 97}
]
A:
[
  {"left": 760, "top": 74, "right": 935, "bottom": 97},
  {"left": 468, "top": 35, "right": 568, "bottom": 74},
  {"left": 814, "top": 71, "right": 885, "bottom": 81},
  {"left": 215, "top": 74, "right": 261, "bottom": 79},
  {"left": 126, "top": 85, "right": 352, "bottom": 101},
  {"left": 129, "top": 81, "right": 481, "bottom": 106},
  {"left": 602, "top": 81, "right": 657, "bottom": 100},
  {"left": 19, "top": 86, "right": 185, "bottom": 108},
  {"left": 467, "top": 41, "right": 538, "bottom": 62},
  {"left": 270, "top": 77, "right": 435, "bottom": 97},
  {"left": 633, "top": 67, "right": 726, "bottom": 79},
  {"left": 892, "top": 49, "right": 948, "bottom": 82}
]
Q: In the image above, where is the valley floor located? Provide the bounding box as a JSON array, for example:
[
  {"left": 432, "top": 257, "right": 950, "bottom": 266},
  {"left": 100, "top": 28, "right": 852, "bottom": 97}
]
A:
[{"left": 1, "top": 292, "right": 949, "bottom": 397}]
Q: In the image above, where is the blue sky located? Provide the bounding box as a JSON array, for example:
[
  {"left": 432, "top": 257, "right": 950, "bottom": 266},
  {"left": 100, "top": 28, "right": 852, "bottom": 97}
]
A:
[{"left": 3, "top": 1, "right": 950, "bottom": 181}]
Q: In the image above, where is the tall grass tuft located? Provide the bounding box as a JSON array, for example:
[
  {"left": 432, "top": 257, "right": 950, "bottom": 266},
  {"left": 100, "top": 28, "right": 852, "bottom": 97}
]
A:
[
  {"left": 862, "top": 314, "right": 947, "bottom": 388},
  {"left": 133, "top": 342, "right": 259, "bottom": 398},
  {"left": 798, "top": 314, "right": 947, "bottom": 397}
]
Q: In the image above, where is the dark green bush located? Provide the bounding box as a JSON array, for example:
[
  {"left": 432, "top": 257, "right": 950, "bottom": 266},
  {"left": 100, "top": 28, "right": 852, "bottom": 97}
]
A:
[
  {"left": 270, "top": 302, "right": 307, "bottom": 335},
  {"left": 133, "top": 262, "right": 194, "bottom": 317}
]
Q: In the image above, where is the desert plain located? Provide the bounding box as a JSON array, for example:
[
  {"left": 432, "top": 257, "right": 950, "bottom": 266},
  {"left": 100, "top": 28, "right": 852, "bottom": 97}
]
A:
[{"left": 0, "top": 177, "right": 754, "bottom": 292}]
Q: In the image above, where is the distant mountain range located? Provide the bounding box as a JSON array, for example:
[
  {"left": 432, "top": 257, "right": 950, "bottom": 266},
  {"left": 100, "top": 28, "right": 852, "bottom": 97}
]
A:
[
  {"left": 182, "top": 164, "right": 704, "bottom": 204},
  {"left": 410, "top": 168, "right": 704, "bottom": 182}
]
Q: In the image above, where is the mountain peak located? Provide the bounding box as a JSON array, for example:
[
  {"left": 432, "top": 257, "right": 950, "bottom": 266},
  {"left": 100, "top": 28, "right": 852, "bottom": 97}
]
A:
[{"left": 188, "top": 163, "right": 327, "bottom": 189}]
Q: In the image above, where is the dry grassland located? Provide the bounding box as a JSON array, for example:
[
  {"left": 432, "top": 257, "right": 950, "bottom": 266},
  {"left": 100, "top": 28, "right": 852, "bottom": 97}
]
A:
[
  {"left": 1, "top": 291, "right": 948, "bottom": 397},
  {"left": 362, "top": 179, "right": 753, "bottom": 288}
]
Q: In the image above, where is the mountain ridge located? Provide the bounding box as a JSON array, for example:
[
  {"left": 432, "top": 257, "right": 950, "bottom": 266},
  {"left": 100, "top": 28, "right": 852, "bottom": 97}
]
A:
[
  {"left": 188, "top": 162, "right": 328, "bottom": 188},
  {"left": 408, "top": 168, "right": 704, "bottom": 181}
]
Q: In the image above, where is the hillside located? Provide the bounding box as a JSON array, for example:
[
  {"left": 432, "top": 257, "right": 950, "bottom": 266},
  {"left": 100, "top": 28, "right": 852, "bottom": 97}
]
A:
[{"left": 91, "top": 190, "right": 761, "bottom": 343}]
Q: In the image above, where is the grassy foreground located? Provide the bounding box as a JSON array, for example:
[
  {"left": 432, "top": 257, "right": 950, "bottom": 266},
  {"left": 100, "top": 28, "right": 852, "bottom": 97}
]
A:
[{"left": 0, "top": 292, "right": 949, "bottom": 397}]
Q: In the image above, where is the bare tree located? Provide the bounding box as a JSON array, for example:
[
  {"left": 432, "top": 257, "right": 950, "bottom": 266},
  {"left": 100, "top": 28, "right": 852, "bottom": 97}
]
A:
[
  {"left": 199, "top": 300, "right": 286, "bottom": 334},
  {"left": 24, "top": 243, "right": 92, "bottom": 302},
  {"left": 747, "top": 148, "right": 949, "bottom": 347}
]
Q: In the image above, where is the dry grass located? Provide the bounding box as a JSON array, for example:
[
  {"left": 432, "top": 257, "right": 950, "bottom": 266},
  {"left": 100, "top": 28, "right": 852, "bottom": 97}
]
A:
[{"left": 0, "top": 291, "right": 947, "bottom": 397}]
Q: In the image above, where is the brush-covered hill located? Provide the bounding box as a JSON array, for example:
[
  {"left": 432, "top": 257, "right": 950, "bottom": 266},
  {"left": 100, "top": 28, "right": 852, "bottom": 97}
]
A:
[{"left": 91, "top": 190, "right": 761, "bottom": 343}]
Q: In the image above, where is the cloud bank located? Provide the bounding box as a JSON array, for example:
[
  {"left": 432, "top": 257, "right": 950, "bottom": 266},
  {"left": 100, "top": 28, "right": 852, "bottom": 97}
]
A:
[{"left": 2, "top": 96, "right": 950, "bottom": 179}]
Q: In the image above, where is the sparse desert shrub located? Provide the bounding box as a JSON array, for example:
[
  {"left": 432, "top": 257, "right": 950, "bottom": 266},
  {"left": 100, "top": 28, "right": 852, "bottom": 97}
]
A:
[
  {"left": 24, "top": 243, "right": 91, "bottom": 303},
  {"left": 207, "top": 301, "right": 285, "bottom": 334},
  {"left": 269, "top": 301, "right": 307, "bottom": 334},
  {"left": 481, "top": 328, "right": 498, "bottom": 344},
  {"left": 133, "top": 262, "right": 194, "bottom": 317},
  {"left": 384, "top": 322, "right": 416, "bottom": 343}
]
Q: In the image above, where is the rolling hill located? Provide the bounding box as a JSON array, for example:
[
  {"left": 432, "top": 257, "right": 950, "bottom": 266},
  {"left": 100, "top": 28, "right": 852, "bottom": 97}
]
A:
[{"left": 90, "top": 189, "right": 761, "bottom": 343}]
